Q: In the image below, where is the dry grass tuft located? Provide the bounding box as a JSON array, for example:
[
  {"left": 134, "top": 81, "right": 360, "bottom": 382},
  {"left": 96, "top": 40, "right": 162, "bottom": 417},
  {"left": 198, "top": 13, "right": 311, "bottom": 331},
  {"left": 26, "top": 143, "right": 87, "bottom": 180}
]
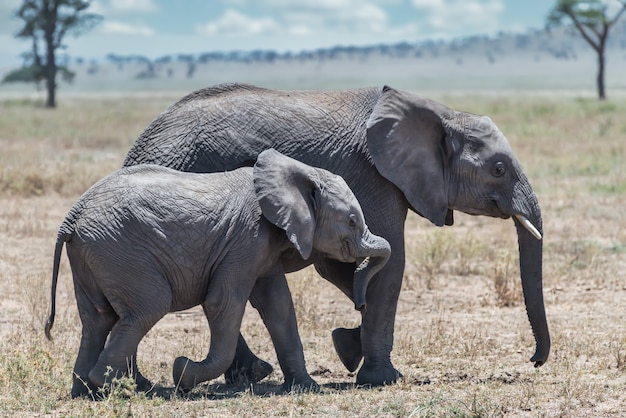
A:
[{"left": 491, "top": 250, "right": 522, "bottom": 307}]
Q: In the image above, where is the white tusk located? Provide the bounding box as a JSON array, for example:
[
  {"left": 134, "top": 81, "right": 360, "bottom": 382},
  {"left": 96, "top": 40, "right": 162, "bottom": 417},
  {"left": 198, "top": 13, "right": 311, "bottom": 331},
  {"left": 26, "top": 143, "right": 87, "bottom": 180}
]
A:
[
  {"left": 355, "top": 257, "right": 370, "bottom": 272},
  {"left": 515, "top": 214, "right": 542, "bottom": 240}
]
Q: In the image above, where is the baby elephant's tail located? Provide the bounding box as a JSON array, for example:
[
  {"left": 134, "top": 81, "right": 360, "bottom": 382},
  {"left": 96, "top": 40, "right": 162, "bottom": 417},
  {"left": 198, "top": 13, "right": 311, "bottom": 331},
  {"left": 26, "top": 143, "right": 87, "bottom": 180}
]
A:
[{"left": 45, "top": 217, "right": 74, "bottom": 341}]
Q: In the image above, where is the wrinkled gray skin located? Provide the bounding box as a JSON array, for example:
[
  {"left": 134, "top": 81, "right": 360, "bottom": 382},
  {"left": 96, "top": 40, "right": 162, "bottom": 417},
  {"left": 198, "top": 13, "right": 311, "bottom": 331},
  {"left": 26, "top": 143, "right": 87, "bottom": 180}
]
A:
[
  {"left": 123, "top": 83, "right": 551, "bottom": 387},
  {"left": 45, "top": 149, "right": 391, "bottom": 397}
]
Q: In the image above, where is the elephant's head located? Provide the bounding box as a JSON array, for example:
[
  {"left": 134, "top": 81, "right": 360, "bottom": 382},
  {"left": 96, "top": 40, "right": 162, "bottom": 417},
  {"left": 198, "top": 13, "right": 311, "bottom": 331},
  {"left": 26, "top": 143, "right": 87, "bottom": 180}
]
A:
[
  {"left": 366, "top": 86, "right": 549, "bottom": 367},
  {"left": 253, "top": 149, "right": 391, "bottom": 311}
]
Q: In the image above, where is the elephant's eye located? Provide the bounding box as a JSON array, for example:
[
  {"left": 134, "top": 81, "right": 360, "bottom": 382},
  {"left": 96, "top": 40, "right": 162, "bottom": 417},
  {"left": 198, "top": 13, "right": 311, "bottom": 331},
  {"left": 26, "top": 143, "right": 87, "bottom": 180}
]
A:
[
  {"left": 348, "top": 214, "right": 357, "bottom": 228},
  {"left": 492, "top": 161, "right": 506, "bottom": 177}
]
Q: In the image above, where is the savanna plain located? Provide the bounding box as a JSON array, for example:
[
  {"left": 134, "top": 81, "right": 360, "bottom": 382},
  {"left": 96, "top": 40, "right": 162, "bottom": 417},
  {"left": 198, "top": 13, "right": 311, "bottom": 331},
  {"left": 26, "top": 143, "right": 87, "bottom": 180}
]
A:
[{"left": 0, "top": 89, "right": 624, "bottom": 417}]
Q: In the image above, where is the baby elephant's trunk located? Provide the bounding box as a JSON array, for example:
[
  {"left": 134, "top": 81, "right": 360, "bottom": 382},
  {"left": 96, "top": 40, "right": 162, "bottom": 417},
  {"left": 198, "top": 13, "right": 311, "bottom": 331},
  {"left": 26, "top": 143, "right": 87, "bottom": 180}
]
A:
[{"left": 353, "top": 229, "right": 391, "bottom": 311}]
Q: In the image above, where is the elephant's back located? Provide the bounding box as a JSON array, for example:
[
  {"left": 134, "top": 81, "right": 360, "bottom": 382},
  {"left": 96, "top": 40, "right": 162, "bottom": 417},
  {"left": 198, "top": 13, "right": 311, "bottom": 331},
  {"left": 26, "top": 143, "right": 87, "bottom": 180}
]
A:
[
  {"left": 70, "top": 165, "right": 256, "bottom": 242},
  {"left": 123, "top": 83, "right": 382, "bottom": 173},
  {"left": 172, "top": 83, "right": 380, "bottom": 117}
]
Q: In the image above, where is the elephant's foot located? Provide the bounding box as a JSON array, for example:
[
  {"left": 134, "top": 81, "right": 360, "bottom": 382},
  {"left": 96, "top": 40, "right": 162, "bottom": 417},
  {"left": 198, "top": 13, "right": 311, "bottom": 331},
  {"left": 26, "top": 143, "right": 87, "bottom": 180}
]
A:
[
  {"left": 135, "top": 371, "right": 154, "bottom": 392},
  {"left": 87, "top": 363, "right": 123, "bottom": 389},
  {"left": 282, "top": 374, "right": 320, "bottom": 393},
  {"left": 332, "top": 327, "right": 363, "bottom": 372},
  {"left": 71, "top": 374, "right": 98, "bottom": 399},
  {"left": 173, "top": 356, "right": 212, "bottom": 392},
  {"left": 172, "top": 356, "right": 198, "bottom": 392},
  {"left": 356, "top": 358, "right": 402, "bottom": 387},
  {"left": 87, "top": 363, "right": 150, "bottom": 392},
  {"left": 223, "top": 354, "right": 273, "bottom": 385}
]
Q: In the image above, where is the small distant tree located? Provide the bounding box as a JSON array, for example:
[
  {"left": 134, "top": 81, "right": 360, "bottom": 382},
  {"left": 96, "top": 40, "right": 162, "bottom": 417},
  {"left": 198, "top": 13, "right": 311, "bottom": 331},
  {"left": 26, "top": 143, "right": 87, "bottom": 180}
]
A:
[
  {"left": 547, "top": 0, "right": 626, "bottom": 99},
  {"left": 2, "top": 0, "right": 101, "bottom": 107}
]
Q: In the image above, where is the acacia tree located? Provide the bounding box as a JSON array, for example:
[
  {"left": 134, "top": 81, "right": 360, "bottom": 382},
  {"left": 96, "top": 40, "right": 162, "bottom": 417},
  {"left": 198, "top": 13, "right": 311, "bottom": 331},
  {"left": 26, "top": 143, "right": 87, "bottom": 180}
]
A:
[
  {"left": 2, "top": 0, "right": 101, "bottom": 107},
  {"left": 548, "top": 0, "right": 626, "bottom": 99}
]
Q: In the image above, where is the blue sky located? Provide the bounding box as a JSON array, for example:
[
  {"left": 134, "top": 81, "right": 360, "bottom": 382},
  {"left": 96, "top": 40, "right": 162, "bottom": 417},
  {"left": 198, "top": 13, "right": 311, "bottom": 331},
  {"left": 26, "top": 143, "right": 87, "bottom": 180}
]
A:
[{"left": 0, "top": 0, "right": 556, "bottom": 66}]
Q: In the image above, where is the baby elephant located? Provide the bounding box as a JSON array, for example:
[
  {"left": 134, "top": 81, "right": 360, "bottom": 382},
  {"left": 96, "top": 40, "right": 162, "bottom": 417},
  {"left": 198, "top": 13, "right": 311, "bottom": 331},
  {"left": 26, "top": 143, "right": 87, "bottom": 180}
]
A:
[{"left": 45, "top": 149, "right": 390, "bottom": 397}]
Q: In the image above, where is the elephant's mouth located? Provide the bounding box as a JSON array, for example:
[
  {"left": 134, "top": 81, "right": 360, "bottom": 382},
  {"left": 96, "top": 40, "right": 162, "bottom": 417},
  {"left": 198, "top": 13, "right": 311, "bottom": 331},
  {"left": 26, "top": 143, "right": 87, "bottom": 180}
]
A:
[
  {"left": 491, "top": 199, "right": 511, "bottom": 219},
  {"left": 491, "top": 198, "right": 542, "bottom": 240},
  {"left": 458, "top": 199, "right": 509, "bottom": 219},
  {"left": 323, "top": 242, "right": 356, "bottom": 264}
]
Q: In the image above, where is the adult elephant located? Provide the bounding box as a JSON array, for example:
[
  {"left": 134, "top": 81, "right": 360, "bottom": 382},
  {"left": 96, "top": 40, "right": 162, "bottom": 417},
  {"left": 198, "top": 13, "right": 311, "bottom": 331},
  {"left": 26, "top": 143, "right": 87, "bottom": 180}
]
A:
[{"left": 123, "top": 83, "right": 550, "bottom": 386}]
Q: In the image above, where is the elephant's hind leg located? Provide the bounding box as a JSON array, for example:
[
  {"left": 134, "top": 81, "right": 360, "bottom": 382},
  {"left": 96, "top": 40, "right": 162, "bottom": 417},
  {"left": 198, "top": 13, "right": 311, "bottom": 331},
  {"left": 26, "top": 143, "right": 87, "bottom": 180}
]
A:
[
  {"left": 71, "top": 274, "right": 118, "bottom": 398},
  {"left": 73, "top": 308, "right": 117, "bottom": 398},
  {"left": 88, "top": 299, "right": 169, "bottom": 392},
  {"left": 223, "top": 334, "right": 274, "bottom": 385}
]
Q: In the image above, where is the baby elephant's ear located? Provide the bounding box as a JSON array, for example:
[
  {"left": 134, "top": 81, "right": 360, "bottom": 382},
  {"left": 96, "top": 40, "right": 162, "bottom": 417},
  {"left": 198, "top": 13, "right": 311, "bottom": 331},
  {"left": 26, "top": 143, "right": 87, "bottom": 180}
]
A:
[{"left": 253, "top": 149, "right": 318, "bottom": 260}]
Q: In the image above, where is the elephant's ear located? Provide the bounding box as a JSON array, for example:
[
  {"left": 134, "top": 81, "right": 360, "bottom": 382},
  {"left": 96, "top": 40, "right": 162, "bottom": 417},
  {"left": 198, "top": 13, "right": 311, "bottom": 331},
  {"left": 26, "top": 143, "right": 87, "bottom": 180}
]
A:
[
  {"left": 253, "top": 149, "right": 317, "bottom": 259},
  {"left": 366, "top": 85, "right": 452, "bottom": 227}
]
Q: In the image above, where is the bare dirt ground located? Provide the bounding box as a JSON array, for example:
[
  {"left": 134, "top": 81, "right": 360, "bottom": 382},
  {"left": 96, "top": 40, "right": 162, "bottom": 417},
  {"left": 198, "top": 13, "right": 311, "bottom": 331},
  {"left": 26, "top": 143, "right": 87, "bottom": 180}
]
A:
[{"left": 0, "top": 92, "right": 624, "bottom": 417}]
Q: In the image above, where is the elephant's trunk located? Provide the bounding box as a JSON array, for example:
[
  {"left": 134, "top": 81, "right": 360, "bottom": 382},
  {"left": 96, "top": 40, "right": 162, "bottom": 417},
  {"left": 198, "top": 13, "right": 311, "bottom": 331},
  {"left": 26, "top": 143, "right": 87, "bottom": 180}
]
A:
[
  {"left": 514, "top": 188, "right": 550, "bottom": 367},
  {"left": 353, "top": 229, "right": 391, "bottom": 311}
]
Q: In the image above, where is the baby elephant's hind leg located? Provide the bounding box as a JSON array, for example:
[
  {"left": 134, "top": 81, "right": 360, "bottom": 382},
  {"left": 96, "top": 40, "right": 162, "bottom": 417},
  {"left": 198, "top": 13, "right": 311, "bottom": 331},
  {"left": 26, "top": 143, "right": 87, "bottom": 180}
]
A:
[
  {"left": 71, "top": 279, "right": 118, "bottom": 398},
  {"left": 224, "top": 333, "right": 274, "bottom": 385},
  {"left": 87, "top": 294, "right": 169, "bottom": 392},
  {"left": 73, "top": 308, "right": 117, "bottom": 398}
]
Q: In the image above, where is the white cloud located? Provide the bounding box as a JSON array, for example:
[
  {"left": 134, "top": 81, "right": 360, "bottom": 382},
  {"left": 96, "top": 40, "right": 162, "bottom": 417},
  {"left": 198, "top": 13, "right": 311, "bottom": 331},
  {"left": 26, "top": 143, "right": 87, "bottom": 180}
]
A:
[
  {"left": 109, "top": 0, "right": 158, "bottom": 13},
  {"left": 195, "top": 10, "right": 279, "bottom": 36},
  {"left": 0, "top": 0, "right": 22, "bottom": 16},
  {"left": 411, "top": 0, "right": 504, "bottom": 34},
  {"left": 88, "top": 1, "right": 108, "bottom": 16},
  {"left": 350, "top": 4, "right": 388, "bottom": 31},
  {"left": 288, "top": 25, "right": 313, "bottom": 36},
  {"left": 270, "top": 0, "right": 361, "bottom": 10},
  {"left": 267, "top": 0, "right": 388, "bottom": 22},
  {"left": 90, "top": 0, "right": 158, "bottom": 17},
  {"left": 263, "top": 0, "right": 397, "bottom": 10},
  {"left": 193, "top": 2, "right": 413, "bottom": 46},
  {"left": 89, "top": 1, "right": 157, "bottom": 39},
  {"left": 605, "top": 0, "right": 626, "bottom": 17},
  {"left": 100, "top": 21, "right": 154, "bottom": 36},
  {"left": 0, "top": 0, "right": 27, "bottom": 36}
]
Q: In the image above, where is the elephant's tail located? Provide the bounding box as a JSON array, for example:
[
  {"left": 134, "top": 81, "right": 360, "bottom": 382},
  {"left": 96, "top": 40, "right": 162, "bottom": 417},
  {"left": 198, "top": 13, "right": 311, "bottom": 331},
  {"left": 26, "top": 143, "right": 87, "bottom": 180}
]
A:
[{"left": 45, "top": 225, "right": 72, "bottom": 341}]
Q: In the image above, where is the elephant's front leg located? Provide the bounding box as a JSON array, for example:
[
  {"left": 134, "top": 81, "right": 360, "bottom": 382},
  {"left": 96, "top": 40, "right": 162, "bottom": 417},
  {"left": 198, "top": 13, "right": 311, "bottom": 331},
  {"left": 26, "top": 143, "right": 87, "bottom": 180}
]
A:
[
  {"left": 173, "top": 276, "right": 251, "bottom": 392},
  {"left": 249, "top": 272, "right": 319, "bottom": 392},
  {"left": 356, "top": 255, "right": 403, "bottom": 386},
  {"left": 316, "top": 248, "right": 404, "bottom": 386},
  {"left": 314, "top": 258, "right": 363, "bottom": 372}
]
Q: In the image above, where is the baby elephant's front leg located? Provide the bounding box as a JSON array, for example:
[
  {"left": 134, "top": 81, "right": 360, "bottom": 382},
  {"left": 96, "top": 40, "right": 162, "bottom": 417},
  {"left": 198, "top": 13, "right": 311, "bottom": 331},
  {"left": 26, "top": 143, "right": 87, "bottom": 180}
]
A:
[
  {"left": 250, "top": 273, "right": 319, "bottom": 392},
  {"left": 173, "top": 279, "right": 250, "bottom": 392}
]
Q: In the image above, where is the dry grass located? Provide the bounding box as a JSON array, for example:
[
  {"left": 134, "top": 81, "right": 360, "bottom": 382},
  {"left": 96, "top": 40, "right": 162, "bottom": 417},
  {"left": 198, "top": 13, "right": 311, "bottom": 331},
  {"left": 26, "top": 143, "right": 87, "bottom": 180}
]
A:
[{"left": 0, "top": 91, "right": 625, "bottom": 417}]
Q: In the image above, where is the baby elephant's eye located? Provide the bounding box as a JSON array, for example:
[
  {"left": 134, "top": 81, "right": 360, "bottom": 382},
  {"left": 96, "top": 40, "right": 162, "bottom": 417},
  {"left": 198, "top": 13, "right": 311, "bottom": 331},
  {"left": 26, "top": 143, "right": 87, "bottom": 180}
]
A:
[
  {"left": 348, "top": 214, "right": 357, "bottom": 227},
  {"left": 492, "top": 161, "right": 506, "bottom": 177}
]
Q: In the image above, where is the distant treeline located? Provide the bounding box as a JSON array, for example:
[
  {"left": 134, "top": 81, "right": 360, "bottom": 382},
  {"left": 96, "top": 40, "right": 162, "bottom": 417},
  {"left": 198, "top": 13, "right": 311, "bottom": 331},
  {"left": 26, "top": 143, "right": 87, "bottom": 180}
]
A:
[
  {"left": 65, "top": 22, "right": 626, "bottom": 81},
  {"left": 68, "top": 23, "right": 626, "bottom": 68}
]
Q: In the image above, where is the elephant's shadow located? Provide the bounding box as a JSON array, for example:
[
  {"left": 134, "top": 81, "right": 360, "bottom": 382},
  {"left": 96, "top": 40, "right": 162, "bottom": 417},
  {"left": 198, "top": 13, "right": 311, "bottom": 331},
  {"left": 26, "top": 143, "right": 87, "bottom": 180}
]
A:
[
  {"left": 144, "top": 380, "right": 358, "bottom": 401},
  {"left": 141, "top": 371, "right": 522, "bottom": 401}
]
